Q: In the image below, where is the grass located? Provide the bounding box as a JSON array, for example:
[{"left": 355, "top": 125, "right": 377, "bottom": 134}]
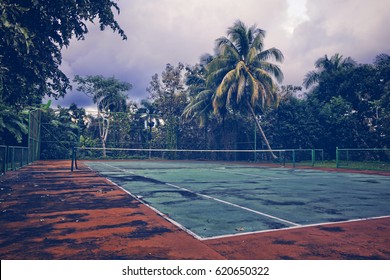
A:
[{"left": 292, "top": 160, "right": 390, "bottom": 172}]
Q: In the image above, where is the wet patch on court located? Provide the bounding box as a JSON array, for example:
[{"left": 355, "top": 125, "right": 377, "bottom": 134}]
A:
[
  {"left": 355, "top": 179, "right": 379, "bottom": 184},
  {"left": 272, "top": 239, "right": 296, "bottom": 245},
  {"left": 259, "top": 199, "right": 305, "bottom": 206},
  {"left": 126, "top": 226, "right": 173, "bottom": 239},
  {"left": 114, "top": 175, "right": 163, "bottom": 184},
  {"left": 319, "top": 226, "right": 345, "bottom": 232},
  {"left": 148, "top": 190, "right": 199, "bottom": 199}
]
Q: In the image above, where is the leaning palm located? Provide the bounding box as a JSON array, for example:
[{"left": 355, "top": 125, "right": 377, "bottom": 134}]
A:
[{"left": 207, "top": 20, "right": 284, "bottom": 158}]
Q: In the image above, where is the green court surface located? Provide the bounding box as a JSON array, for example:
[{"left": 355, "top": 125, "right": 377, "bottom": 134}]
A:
[{"left": 84, "top": 160, "right": 390, "bottom": 239}]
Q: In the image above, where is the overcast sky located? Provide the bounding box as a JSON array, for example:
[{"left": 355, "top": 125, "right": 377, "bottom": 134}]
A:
[{"left": 55, "top": 0, "right": 390, "bottom": 109}]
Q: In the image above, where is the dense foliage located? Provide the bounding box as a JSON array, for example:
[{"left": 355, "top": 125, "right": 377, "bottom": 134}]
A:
[
  {"left": 0, "top": 0, "right": 126, "bottom": 145},
  {"left": 1, "top": 6, "right": 389, "bottom": 161},
  {"left": 38, "top": 52, "right": 390, "bottom": 160}
]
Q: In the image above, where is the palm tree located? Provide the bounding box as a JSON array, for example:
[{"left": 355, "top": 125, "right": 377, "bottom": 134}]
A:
[
  {"left": 74, "top": 75, "right": 132, "bottom": 156},
  {"left": 183, "top": 54, "right": 216, "bottom": 128},
  {"left": 303, "top": 53, "right": 357, "bottom": 89},
  {"left": 206, "top": 20, "right": 284, "bottom": 158},
  {"left": 139, "top": 99, "right": 160, "bottom": 146}
]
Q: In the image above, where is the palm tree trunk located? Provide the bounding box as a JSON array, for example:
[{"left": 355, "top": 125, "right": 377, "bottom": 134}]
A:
[{"left": 246, "top": 100, "right": 277, "bottom": 159}]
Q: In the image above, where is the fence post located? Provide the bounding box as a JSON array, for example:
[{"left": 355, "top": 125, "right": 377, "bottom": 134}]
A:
[
  {"left": 3, "top": 146, "right": 7, "bottom": 174},
  {"left": 71, "top": 147, "right": 75, "bottom": 172},
  {"left": 292, "top": 149, "right": 296, "bottom": 168},
  {"left": 311, "top": 149, "right": 315, "bottom": 166}
]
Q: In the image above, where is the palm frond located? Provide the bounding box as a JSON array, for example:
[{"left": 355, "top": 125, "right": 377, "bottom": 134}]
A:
[
  {"left": 227, "top": 20, "right": 250, "bottom": 58},
  {"left": 251, "top": 62, "right": 283, "bottom": 83},
  {"left": 182, "top": 89, "right": 213, "bottom": 120},
  {"left": 303, "top": 70, "right": 319, "bottom": 89},
  {"left": 199, "top": 53, "right": 214, "bottom": 66},
  {"left": 256, "top": 48, "right": 284, "bottom": 63},
  {"left": 250, "top": 27, "right": 266, "bottom": 49}
]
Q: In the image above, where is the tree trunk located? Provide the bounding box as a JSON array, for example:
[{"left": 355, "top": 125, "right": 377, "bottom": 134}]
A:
[
  {"left": 100, "top": 115, "right": 110, "bottom": 157},
  {"left": 246, "top": 100, "right": 277, "bottom": 159}
]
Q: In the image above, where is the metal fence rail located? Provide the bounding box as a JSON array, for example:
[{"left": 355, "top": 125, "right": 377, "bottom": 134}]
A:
[
  {"left": 336, "top": 148, "right": 390, "bottom": 170},
  {"left": 0, "top": 145, "right": 30, "bottom": 175}
]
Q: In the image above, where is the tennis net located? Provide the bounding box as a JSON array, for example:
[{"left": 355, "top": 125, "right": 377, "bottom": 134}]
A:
[{"left": 72, "top": 147, "right": 324, "bottom": 170}]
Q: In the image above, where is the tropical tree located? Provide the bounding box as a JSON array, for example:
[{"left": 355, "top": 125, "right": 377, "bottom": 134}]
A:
[
  {"left": 206, "top": 20, "right": 284, "bottom": 157},
  {"left": 40, "top": 104, "right": 85, "bottom": 159},
  {"left": 183, "top": 55, "right": 216, "bottom": 128},
  {"left": 0, "top": 0, "right": 126, "bottom": 146},
  {"left": 139, "top": 99, "right": 160, "bottom": 146},
  {"left": 0, "top": 0, "right": 126, "bottom": 108},
  {"left": 0, "top": 102, "right": 28, "bottom": 145},
  {"left": 147, "top": 63, "right": 188, "bottom": 149},
  {"left": 303, "top": 53, "right": 357, "bottom": 90},
  {"left": 74, "top": 75, "right": 132, "bottom": 156}
]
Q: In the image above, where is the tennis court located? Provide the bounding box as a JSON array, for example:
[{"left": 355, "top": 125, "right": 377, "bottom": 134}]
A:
[{"left": 84, "top": 160, "right": 390, "bottom": 240}]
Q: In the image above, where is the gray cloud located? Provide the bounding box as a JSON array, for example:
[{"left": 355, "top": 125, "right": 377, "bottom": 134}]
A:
[{"left": 53, "top": 0, "right": 390, "bottom": 108}]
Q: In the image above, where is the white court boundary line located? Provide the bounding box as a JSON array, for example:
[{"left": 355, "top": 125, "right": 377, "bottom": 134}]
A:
[
  {"left": 202, "top": 215, "right": 390, "bottom": 240},
  {"left": 87, "top": 162, "right": 390, "bottom": 241},
  {"left": 105, "top": 177, "right": 203, "bottom": 240},
  {"left": 99, "top": 162, "right": 300, "bottom": 226},
  {"left": 86, "top": 162, "right": 203, "bottom": 239}
]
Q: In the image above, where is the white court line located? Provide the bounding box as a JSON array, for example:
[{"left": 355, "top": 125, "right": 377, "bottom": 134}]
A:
[
  {"left": 164, "top": 182, "right": 300, "bottom": 227},
  {"left": 201, "top": 215, "right": 390, "bottom": 241},
  {"left": 105, "top": 177, "right": 203, "bottom": 240},
  {"left": 95, "top": 162, "right": 203, "bottom": 239},
  {"left": 86, "top": 162, "right": 390, "bottom": 241},
  {"left": 99, "top": 162, "right": 301, "bottom": 228}
]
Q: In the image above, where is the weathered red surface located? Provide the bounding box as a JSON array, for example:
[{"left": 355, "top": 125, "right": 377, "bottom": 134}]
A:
[
  {"left": 0, "top": 160, "right": 389, "bottom": 259},
  {"left": 205, "top": 218, "right": 390, "bottom": 259}
]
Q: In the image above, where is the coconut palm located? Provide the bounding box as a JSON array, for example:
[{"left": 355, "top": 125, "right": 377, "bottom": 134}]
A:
[
  {"left": 303, "top": 53, "right": 357, "bottom": 89},
  {"left": 206, "top": 20, "right": 284, "bottom": 157},
  {"left": 183, "top": 54, "right": 216, "bottom": 127}
]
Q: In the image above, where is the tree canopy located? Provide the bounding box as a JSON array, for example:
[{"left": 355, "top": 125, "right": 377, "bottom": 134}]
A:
[
  {"left": 0, "top": 0, "right": 126, "bottom": 109},
  {"left": 1, "top": 11, "right": 389, "bottom": 164}
]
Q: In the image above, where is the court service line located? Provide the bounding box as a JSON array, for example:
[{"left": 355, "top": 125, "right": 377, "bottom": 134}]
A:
[
  {"left": 100, "top": 162, "right": 301, "bottom": 228},
  {"left": 164, "top": 182, "right": 300, "bottom": 227}
]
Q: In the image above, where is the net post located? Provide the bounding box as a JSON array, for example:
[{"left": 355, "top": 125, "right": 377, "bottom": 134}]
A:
[
  {"left": 28, "top": 111, "right": 31, "bottom": 164},
  {"left": 4, "top": 146, "right": 8, "bottom": 173},
  {"left": 71, "top": 146, "right": 77, "bottom": 172},
  {"left": 20, "top": 147, "right": 23, "bottom": 168},
  {"left": 11, "top": 147, "right": 15, "bottom": 170},
  {"left": 71, "top": 147, "right": 74, "bottom": 172},
  {"left": 336, "top": 147, "right": 339, "bottom": 168},
  {"left": 74, "top": 147, "right": 78, "bottom": 170}
]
